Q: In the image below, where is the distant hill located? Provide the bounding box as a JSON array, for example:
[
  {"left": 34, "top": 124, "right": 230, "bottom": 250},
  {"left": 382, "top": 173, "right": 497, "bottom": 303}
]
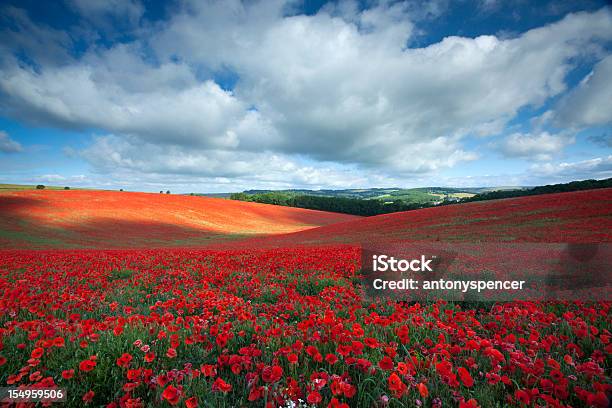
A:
[
  {"left": 0, "top": 190, "right": 358, "bottom": 249},
  {"left": 226, "top": 188, "right": 612, "bottom": 249},
  {"left": 239, "top": 187, "right": 481, "bottom": 204},
  {"left": 224, "top": 178, "right": 611, "bottom": 216},
  {"left": 463, "top": 178, "right": 612, "bottom": 203}
]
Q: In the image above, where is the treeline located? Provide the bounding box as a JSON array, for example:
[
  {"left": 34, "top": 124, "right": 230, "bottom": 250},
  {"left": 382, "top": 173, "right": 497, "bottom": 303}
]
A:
[
  {"left": 462, "top": 178, "right": 612, "bottom": 202},
  {"left": 230, "top": 178, "right": 612, "bottom": 216},
  {"left": 229, "top": 192, "right": 423, "bottom": 216}
]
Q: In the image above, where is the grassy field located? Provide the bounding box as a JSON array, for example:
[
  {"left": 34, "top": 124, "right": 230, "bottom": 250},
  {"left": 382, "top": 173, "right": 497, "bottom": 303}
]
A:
[{"left": 0, "top": 184, "right": 82, "bottom": 192}]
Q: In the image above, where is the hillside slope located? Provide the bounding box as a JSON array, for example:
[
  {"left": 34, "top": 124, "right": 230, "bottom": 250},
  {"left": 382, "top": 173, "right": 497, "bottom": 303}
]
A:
[
  {"left": 234, "top": 188, "right": 612, "bottom": 247},
  {"left": 0, "top": 190, "right": 359, "bottom": 248}
]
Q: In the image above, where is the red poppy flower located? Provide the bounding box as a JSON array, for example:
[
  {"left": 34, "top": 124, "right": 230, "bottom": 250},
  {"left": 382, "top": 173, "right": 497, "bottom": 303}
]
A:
[
  {"left": 435, "top": 360, "right": 453, "bottom": 377},
  {"left": 328, "top": 398, "right": 349, "bottom": 408},
  {"left": 201, "top": 364, "right": 217, "bottom": 377},
  {"left": 418, "top": 382, "right": 428, "bottom": 398},
  {"left": 343, "top": 383, "right": 356, "bottom": 398},
  {"left": 212, "top": 378, "right": 232, "bottom": 393},
  {"left": 515, "top": 389, "right": 530, "bottom": 405},
  {"left": 378, "top": 356, "right": 394, "bottom": 371},
  {"left": 53, "top": 337, "right": 65, "bottom": 347},
  {"left": 307, "top": 391, "right": 322, "bottom": 405},
  {"left": 326, "top": 353, "right": 339, "bottom": 365},
  {"left": 82, "top": 390, "right": 94, "bottom": 404},
  {"left": 124, "top": 398, "right": 144, "bottom": 408},
  {"left": 388, "top": 373, "right": 407, "bottom": 398},
  {"left": 79, "top": 359, "right": 97, "bottom": 372},
  {"left": 216, "top": 333, "right": 229, "bottom": 348},
  {"left": 62, "top": 369, "right": 74, "bottom": 379},
  {"left": 262, "top": 365, "right": 283, "bottom": 383},
  {"left": 248, "top": 386, "right": 264, "bottom": 401},
  {"left": 458, "top": 367, "right": 474, "bottom": 387},
  {"left": 116, "top": 353, "right": 133, "bottom": 368},
  {"left": 157, "top": 373, "right": 169, "bottom": 387},
  {"left": 127, "top": 369, "right": 141, "bottom": 381},
  {"left": 162, "top": 385, "right": 181, "bottom": 405},
  {"left": 185, "top": 397, "right": 198, "bottom": 408},
  {"left": 459, "top": 399, "right": 480, "bottom": 408},
  {"left": 31, "top": 347, "right": 44, "bottom": 359}
]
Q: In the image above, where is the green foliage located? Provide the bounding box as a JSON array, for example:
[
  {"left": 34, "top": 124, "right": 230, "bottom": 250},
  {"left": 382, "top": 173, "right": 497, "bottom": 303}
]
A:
[
  {"left": 230, "top": 192, "right": 423, "bottom": 216},
  {"left": 36, "top": 184, "right": 45, "bottom": 190},
  {"left": 229, "top": 178, "right": 612, "bottom": 217}
]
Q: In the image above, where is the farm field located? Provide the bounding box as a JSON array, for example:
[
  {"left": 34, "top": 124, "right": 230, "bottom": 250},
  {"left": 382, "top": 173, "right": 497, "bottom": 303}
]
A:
[
  {"left": 0, "top": 189, "right": 611, "bottom": 407},
  {"left": 231, "top": 188, "right": 612, "bottom": 248},
  {"left": 0, "top": 190, "right": 359, "bottom": 249}
]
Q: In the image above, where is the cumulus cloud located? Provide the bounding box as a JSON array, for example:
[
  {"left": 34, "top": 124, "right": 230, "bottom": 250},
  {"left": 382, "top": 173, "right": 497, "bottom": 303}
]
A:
[
  {"left": 0, "top": 2, "right": 611, "bottom": 187},
  {"left": 554, "top": 55, "right": 612, "bottom": 127},
  {"left": 79, "top": 134, "right": 385, "bottom": 189},
  {"left": 529, "top": 155, "right": 612, "bottom": 181},
  {"left": 492, "top": 131, "right": 575, "bottom": 161},
  {"left": 0, "top": 130, "right": 23, "bottom": 153}
]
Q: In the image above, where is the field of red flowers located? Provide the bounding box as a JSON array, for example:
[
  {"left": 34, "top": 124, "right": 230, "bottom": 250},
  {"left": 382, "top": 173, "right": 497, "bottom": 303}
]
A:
[
  {"left": 0, "top": 190, "right": 359, "bottom": 249},
  {"left": 229, "top": 188, "right": 612, "bottom": 248},
  {"left": 1, "top": 189, "right": 611, "bottom": 407}
]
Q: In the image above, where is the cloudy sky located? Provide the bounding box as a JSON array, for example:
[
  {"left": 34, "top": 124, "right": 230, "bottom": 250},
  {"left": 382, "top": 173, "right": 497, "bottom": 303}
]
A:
[{"left": 0, "top": 0, "right": 611, "bottom": 193}]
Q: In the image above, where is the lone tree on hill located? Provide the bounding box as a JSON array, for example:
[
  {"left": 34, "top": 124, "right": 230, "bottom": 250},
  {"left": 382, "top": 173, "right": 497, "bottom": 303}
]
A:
[{"left": 36, "top": 184, "right": 45, "bottom": 190}]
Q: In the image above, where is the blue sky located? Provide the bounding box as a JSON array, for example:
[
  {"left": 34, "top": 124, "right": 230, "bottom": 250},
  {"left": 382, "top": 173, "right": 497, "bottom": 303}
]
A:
[{"left": 0, "top": 0, "right": 611, "bottom": 193}]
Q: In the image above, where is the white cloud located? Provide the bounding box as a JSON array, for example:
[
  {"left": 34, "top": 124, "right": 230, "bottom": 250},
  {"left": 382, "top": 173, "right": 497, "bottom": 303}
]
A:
[
  {"left": 529, "top": 155, "right": 612, "bottom": 181},
  {"left": 554, "top": 55, "right": 612, "bottom": 127},
  {"left": 0, "top": 2, "right": 611, "bottom": 188},
  {"left": 0, "top": 130, "right": 23, "bottom": 153},
  {"left": 38, "top": 174, "right": 67, "bottom": 182},
  {"left": 79, "top": 134, "right": 380, "bottom": 189},
  {"left": 493, "top": 131, "right": 575, "bottom": 161}
]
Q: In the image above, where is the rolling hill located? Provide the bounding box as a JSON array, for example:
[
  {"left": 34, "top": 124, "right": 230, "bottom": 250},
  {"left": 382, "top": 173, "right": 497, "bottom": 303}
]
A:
[
  {"left": 223, "top": 187, "right": 481, "bottom": 205},
  {"left": 0, "top": 189, "right": 359, "bottom": 249},
  {"left": 232, "top": 188, "right": 612, "bottom": 248}
]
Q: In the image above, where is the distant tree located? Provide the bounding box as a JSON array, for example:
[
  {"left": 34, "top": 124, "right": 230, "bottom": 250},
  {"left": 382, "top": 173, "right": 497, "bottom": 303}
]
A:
[
  {"left": 166, "top": 190, "right": 171, "bottom": 194},
  {"left": 230, "top": 192, "right": 417, "bottom": 216},
  {"left": 120, "top": 189, "right": 123, "bottom": 191},
  {"left": 36, "top": 185, "right": 45, "bottom": 190},
  {"left": 160, "top": 191, "right": 163, "bottom": 194},
  {"left": 64, "top": 186, "right": 70, "bottom": 190}
]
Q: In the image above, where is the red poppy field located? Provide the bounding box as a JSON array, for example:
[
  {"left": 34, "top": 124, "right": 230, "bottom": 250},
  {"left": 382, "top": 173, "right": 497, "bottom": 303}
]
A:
[
  {"left": 0, "top": 189, "right": 611, "bottom": 407},
  {"left": 0, "top": 190, "right": 359, "bottom": 249}
]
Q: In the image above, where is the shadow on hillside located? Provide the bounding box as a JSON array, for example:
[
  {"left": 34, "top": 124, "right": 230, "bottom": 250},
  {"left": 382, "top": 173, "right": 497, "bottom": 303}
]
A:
[
  {"left": 0, "top": 193, "right": 357, "bottom": 249},
  {"left": 65, "top": 217, "right": 237, "bottom": 246},
  {"left": 0, "top": 195, "right": 48, "bottom": 212},
  {"left": 0, "top": 195, "right": 246, "bottom": 249},
  {"left": 0, "top": 217, "right": 246, "bottom": 249}
]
